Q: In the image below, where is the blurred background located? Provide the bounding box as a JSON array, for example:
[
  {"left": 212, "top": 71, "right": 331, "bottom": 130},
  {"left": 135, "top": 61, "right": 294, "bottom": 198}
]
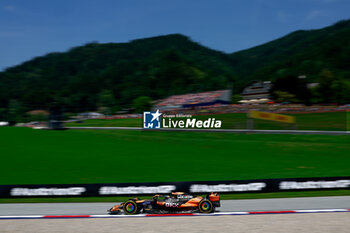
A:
[
  {"left": 0, "top": 0, "right": 349, "bottom": 201},
  {"left": 0, "top": 0, "right": 349, "bottom": 129}
]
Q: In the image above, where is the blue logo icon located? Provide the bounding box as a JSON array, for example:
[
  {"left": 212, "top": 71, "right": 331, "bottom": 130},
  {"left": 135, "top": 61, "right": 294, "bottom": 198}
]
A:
[{"left": 143, "top": 110, "right": 162, "bottom": 129}]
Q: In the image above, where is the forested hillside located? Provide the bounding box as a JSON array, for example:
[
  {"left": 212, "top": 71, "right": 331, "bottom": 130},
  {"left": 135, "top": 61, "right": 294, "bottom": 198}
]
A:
[
  {"left": 0, "top": 34, "right": 237, "bottom": 117},
  {"left": 229, "top": 19, "right": 350, "bottom": 82},
  {"left": 0, "top": 20, "right": 349, "bottom": 121}
]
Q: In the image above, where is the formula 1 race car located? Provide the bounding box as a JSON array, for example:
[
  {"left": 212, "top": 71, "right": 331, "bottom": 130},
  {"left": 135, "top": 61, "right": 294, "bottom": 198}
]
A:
[{"left": 108, "top": 192, "right": 220, "bottom": 215}]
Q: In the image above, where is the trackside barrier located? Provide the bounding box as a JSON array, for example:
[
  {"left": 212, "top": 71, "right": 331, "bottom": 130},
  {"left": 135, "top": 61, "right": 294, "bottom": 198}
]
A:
[
  {"left": 0, "top": 176, "right": 349, "bottom": 198},
  {"left": 247, "top": 110, "right": 296, "bottom": 129},
  {"left": 1, "top": 209, "right": 350, "bottom": 220}
]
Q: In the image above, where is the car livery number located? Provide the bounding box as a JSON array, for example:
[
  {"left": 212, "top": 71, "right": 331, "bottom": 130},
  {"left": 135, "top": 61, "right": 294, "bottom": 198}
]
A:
[{"left": 165, "top": 202, "right": 179, "bottom": 207}]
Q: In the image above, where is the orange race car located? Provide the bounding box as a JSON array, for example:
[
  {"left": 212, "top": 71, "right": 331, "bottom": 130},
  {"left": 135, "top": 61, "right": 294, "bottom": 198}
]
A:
[{"left": 108, "top": 192, "right": 220, "bottom": 215}]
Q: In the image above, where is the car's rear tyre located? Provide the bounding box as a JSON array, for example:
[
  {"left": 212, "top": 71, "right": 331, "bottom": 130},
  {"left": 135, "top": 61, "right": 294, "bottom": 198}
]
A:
[
  {"left": 123, "top": 200, "right": 139, "bottom": 215},
  {"left": 198, "top": 199, "right": 214, "bottom": 213}
]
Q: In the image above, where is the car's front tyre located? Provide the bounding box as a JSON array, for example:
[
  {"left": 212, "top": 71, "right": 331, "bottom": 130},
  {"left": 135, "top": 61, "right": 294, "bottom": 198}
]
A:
[{"left": 198, "top": 199, "right": 214, "bottom": 213}]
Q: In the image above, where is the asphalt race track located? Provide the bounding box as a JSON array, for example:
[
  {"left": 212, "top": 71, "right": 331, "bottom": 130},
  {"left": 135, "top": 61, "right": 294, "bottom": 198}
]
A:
[
  {"left": 1, "top": 196, "right": 349, "bottom": 233},
  {"left": 1, "top": 196, "right": 350, "bottom": 215},
  {"left": 1, "top": 213, "right": 349, "bottom": 233}
]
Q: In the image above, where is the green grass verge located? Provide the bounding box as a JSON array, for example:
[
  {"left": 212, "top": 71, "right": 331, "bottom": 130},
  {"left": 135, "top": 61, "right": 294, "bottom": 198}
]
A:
[
  {"left": 1, "top": 190, "right": 349, "bottom": 203},
  {"left": 1, "top": 127, "right": 349, "bottom": 185},
  {"left": 66, "top": 112, "right": 349, "bottom": 131}
]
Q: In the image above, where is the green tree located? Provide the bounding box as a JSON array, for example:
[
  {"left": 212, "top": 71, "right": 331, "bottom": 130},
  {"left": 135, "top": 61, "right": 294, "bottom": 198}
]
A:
[
  {"left": 271, "top": 75, "right": 310, "bottom": 103},
  {"left": 274, "top": 91, "right": 298, "bottom": 103},
  {"left": 231, "top": 94, "right": 242, "bottom": 104},
  {"left": 132, "top": 96, "right": 152, "bottom": 113},
  {"left": 0, "top": 108, "right": 7, "bottom": 121},
  {"left": 314, "top": 69, "right": 350, "bottom": 104},
  {"left": 8, "top": 100, "right": 24, "bottom": 122},
  {"left": 98, "top": 90, "right": 118, "bottom": 115}
]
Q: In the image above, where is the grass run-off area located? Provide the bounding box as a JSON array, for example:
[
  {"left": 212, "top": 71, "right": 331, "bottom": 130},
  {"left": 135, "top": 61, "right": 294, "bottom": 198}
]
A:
[
  {"left": 66, "top": 111, "right": 349, "bottom": 131},
  {"left": 0, "top": 127, "right": 349, "bottom": 186}
]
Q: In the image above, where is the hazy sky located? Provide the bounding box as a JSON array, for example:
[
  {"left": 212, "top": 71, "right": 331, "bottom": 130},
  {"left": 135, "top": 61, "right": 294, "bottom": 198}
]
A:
[{"left": 0, "top": 0, "right": 349, "bottom": 70}]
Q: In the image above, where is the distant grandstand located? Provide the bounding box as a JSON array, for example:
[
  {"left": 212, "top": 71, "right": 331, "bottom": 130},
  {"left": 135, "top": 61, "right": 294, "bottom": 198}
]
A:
[
  {"left": 240, "top": 81, "right": 272, "bottom": 104},
  {"left": 153, "top": 90, "right": 232, "bottom": 111}
]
